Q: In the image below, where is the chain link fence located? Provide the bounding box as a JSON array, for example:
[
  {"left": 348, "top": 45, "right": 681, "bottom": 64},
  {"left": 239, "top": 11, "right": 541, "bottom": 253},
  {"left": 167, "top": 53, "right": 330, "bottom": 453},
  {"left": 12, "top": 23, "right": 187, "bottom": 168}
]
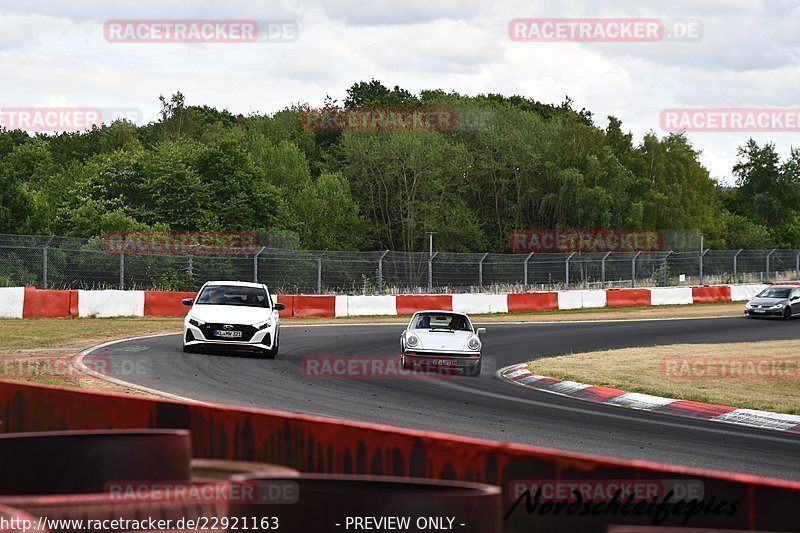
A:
[{"left": 0, "top": 233, "right": 798, "bottom": 293}]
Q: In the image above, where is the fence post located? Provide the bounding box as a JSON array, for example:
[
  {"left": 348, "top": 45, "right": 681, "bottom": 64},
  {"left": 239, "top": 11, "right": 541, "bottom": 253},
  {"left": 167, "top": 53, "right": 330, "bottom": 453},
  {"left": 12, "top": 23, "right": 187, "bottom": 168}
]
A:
[
  {"left": 733, "top": 249, "right": 742, "bottom": 284},
  {"left": 631, "top": 251, "right": 641, "bottom": 288},
  {"left": 699, "top": 249, "right": 709, "bottom": 285},
  {"left": 120, "top": 239, "right": 132, "bottom": 289},
  {"left": 600, "top": 252, "right": 611, "bottom": 288},
  {"left": 253, "top": 246, "right": 266, "bottom": 283},
  {"left": 523, "top": 252, "right": 534, "bottom": 289},
  {"left": 317, "top": 251, "right": 326, "bottom": 294},
  {"left": 42, "top": 236, "right": 54, "bottom": 288},
  {"left": 427, "top": 252, "right": 438, "bottom": 292},
  {"left": 796, "top": 251, "right": 800, "bottom": 280},
  {"left": 661, "top": 251, "right": 673, "bottom": 287},
  {"left": 377, "top": 250, "right": 389, "bottom": 293},
  {"left": 478, "top": 253, "right": 489, "bottom": 292},
  {"left": 565, "top": 252, "right": 575, "bottom": 290},
  {"left": 766, "top": 249, "right": 775, "bottom": 282}
]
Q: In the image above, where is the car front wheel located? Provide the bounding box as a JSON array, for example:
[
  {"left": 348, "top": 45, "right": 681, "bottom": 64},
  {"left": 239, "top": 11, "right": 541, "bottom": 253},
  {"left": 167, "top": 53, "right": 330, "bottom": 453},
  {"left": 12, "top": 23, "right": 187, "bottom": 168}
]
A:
[
  {"left": 783, "top": 307, "right": 792, "bottom": 320},
  {"left": 463, "top": 358, "right": 481, "bottom": 377}
]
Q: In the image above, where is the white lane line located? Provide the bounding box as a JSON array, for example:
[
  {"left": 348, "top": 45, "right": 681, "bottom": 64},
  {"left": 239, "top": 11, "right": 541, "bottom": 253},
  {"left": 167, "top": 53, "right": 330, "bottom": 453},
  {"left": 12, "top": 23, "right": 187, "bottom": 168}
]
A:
[{"left": 72, "top": 335, "right": 211, "bottom": 404}]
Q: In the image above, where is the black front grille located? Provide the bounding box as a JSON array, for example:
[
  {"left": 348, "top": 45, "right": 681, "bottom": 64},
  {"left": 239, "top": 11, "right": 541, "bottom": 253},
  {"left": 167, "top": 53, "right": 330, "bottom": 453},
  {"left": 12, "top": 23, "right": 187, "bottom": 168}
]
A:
[{"left": 199, "top": 323, "right": 258, "bottom": 342}]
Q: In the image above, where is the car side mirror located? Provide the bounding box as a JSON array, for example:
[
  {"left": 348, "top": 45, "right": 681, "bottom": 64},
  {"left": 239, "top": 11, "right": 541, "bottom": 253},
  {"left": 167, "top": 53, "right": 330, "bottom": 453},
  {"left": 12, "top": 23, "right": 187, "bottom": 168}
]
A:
[
  {"left": 274, "top": 302, "right": 286, "bottom": 311},
  {"left": 792, "top": 296, "right": 800, "bottom": 301},
  {"left": 476, "top": 328, "right": 486, "bottom": 336},
  {"left": 181, "top": 298, "right": 193, "bottom": 306}
]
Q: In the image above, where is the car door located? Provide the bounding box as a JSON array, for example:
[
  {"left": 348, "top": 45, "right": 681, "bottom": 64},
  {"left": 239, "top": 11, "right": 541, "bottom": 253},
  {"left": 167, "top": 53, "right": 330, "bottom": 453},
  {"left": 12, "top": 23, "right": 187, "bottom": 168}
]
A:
[{"left": 792, "top": 288, "right": 800, "bottom": 315}]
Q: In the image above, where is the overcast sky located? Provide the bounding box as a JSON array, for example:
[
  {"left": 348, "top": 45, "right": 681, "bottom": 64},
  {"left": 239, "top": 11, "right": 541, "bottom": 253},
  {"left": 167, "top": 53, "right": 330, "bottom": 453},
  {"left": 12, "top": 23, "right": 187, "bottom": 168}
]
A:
[{"left": 0, "top": 0, "right": 797, "bottom": 184}]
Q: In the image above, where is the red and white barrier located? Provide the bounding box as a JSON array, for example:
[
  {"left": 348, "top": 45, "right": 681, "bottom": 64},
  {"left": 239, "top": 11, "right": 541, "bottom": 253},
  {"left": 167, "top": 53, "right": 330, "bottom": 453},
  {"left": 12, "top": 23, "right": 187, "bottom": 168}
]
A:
[
  {"left": 0, "top": 283, "right": 783, "bottom": 319},
  {"left": 650, "top": 286, "right": 693, "bottom": 306},
  {"left": 77, "top": 289, "right": 145, "bottom": 318},
  {"left": 0, "top": 287, "right": 24, "bottom": 318}
]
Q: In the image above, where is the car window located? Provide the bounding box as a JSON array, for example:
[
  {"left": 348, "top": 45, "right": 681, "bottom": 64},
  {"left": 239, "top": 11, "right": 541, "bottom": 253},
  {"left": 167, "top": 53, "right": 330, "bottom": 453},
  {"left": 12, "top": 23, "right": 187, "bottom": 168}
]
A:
[
  {"left": 756, "top": 288, "right": 791, "bottom": 299},
  {"left": 195, "top": 285, "right": 269, "bottom": 307},
  {"left": 412, "top": 313, "right": 472, "bottom": 331}
]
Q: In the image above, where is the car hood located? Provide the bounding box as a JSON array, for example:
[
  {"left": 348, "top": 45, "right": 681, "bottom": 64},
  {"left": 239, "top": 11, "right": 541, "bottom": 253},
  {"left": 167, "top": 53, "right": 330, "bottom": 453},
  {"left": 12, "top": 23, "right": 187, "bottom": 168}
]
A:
[
  {"left": 412, "top": 330, "right": 475, "bottom": 351},
  {"left": 749, "top": 297, "right": 788, "bottom": 306},
  {"left": 188, "top": 305, "right": 273, "bottom": 325}
]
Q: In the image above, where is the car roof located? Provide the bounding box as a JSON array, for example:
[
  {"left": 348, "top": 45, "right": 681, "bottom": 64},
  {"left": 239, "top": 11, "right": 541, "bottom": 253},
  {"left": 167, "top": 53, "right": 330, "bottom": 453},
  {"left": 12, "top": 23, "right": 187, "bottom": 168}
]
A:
[
  {"left": 411, "top": 310, "right": 468, "bottom": 316},
  {"left": 204, "top": 280, "right": 266, "bottom": 289},
  {"left": 764, "top": 285, "right": 796, "bottom": 289}
]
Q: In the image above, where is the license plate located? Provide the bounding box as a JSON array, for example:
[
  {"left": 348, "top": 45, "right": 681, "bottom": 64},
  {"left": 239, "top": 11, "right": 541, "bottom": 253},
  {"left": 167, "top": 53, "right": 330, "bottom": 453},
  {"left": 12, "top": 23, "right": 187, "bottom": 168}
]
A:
[
  {"left": 754, "top": 309, "right": 766, "bottom": 313},
  {"left": 431, "top": 359, "right": 456, "bottom": 365},
  {"left": 214, "top": 330, "right": 242, "bottom": 338}
]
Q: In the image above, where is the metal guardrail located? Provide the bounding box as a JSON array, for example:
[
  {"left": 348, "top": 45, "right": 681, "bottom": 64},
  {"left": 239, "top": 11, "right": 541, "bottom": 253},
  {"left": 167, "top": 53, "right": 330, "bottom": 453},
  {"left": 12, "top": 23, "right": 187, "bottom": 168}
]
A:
[{"left": 0, "top": 234, "right": 797, "bottom": 293}]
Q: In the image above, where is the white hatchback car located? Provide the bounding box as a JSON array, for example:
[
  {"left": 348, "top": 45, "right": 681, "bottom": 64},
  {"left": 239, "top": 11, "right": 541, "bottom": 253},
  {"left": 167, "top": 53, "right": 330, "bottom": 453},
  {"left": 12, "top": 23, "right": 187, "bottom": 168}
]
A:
[
  {"left": 182, "top": 281, "right": 284, "bottom": 358},
  {"left": 400, "top": 310, "right": 485, "bottom": 376}
]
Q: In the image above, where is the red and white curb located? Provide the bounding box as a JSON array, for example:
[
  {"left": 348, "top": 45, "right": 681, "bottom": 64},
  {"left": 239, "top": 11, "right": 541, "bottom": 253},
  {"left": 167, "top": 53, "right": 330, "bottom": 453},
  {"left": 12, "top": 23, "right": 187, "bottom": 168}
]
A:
[{"left": 498, "top": 363, "right": 800, "bottom": 434}]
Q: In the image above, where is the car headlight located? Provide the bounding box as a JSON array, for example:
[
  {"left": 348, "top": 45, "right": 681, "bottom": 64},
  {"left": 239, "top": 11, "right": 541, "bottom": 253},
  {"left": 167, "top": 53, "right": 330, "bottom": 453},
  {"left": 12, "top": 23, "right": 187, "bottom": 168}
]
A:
[
  {"left": 467, "top": 337, "right": 481, "bottom": 351},
  {"left": 188, "top": 318, "right": 204, "bottom": 328},
  {"left": 770, "top": 304, "right": 784, "bottom": 309},
  {"left": 406, "top": 335, "right": 419, "bottom": 347},
  {"left": 253, "top": 320, "right": 272, "bottom": 330}
]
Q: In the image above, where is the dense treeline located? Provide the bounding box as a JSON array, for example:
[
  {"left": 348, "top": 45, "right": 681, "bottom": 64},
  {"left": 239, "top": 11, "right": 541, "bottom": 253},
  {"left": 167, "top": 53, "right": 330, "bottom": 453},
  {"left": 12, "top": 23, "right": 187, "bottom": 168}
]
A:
[{"left": 1, "top": 81, "right": 797, "bottom": 252}]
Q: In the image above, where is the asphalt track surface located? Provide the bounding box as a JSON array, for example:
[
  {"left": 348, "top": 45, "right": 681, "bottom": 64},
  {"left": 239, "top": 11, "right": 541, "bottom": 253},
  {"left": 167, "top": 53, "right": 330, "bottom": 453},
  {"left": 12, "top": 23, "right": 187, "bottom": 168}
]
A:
[{"left": 90, "top": 316, "right": 800, "bottom": 481}]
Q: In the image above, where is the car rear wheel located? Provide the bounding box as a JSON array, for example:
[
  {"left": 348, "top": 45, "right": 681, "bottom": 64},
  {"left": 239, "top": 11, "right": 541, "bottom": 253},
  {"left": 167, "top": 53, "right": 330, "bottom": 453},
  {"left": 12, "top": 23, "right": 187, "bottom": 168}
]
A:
[{"left": 783, "top": 307, "right": 792, "bottom": 320}]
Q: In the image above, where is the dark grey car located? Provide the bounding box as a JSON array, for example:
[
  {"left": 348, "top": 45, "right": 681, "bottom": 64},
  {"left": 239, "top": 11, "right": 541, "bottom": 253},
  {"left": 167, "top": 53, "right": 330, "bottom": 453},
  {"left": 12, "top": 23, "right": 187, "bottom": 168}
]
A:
[{"left": 744, "top": 285, "right": 800, "bottom": 319}]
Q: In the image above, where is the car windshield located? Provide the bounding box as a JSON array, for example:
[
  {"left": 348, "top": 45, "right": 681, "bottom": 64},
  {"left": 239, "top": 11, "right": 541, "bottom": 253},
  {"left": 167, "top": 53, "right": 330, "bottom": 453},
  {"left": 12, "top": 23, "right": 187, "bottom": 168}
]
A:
[
  {"left": 412, "top": 313, "right": 472, "bottom": 332},
  {"left": 195, "top": 285, "right": 269, "bottom": 307},
  {"left": 756, "top": 288, "right": 791, "bottom": 299}
]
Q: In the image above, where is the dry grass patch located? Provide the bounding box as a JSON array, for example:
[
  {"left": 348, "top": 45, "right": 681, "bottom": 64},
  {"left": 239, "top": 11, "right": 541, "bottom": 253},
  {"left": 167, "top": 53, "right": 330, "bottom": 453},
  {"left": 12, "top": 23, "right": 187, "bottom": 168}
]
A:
[
  {"left": 0, "top": 317, "right": 183, "bottom": 394},
  {"left": 528, "top": 340, "right": 800, "bottom": 414}
]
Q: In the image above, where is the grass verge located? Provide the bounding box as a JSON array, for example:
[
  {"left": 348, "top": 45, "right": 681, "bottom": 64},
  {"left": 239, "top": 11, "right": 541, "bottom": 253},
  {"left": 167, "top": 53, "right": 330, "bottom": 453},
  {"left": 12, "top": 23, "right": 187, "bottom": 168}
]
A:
[{"left": 528, "top": 340, "right": 800, "bottom": 414}]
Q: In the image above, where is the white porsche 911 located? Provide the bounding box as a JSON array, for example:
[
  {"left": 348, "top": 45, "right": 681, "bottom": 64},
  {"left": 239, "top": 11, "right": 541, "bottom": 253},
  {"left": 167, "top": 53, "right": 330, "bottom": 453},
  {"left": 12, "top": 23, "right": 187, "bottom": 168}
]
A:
[
  {"left": 400, "top": 310, "right": 485, "bottom": 376},
  {"left": 182, "top": 281, "right": 285, "bottom": 358}
]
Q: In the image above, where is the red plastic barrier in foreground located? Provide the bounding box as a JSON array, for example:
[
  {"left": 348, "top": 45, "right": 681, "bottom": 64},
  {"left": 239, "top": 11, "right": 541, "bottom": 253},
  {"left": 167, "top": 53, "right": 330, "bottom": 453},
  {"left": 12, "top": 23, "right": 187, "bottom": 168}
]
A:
[
  {"left": 143, "top": 291, "right": 197, "bottom": 317},
  {"left": 605, "top": 288, "right": 652, "bottom": 308},
  {"left": 1, "top": 380, "right": 799, "bottom": 532},
  {"left": 22, "top": 287, "right": 72, "bottom": 318},
  {"left": 395, "top": 295, "right": 453, "bottom": 315},
  {"left": 292, "top": 295, "right": 336, "bottom": 318},
  {"left": 692, "top": 285, "right": 732, "bottom": 303},
  {"left": 276, "top": 295, "right": 294, "bottom": 319},
  {"left": 507, "top": 292, "right": 558, "bottom": 313}
]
